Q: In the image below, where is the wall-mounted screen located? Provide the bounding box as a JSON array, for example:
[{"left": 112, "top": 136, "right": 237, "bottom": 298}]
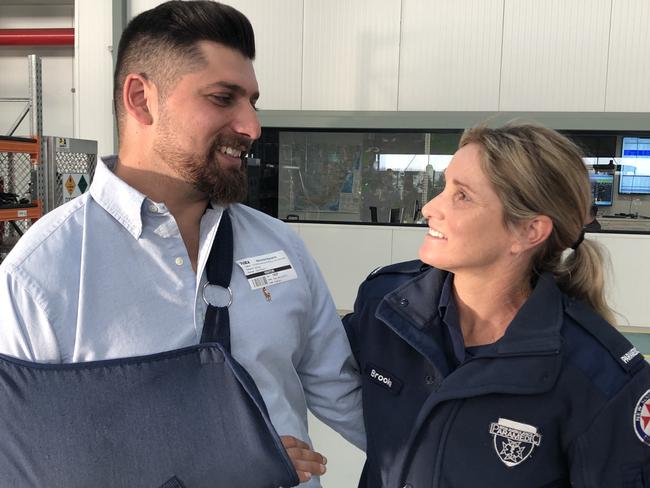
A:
[
  {"left": 590, "top": 173, "right": 614, "bottom": 206},
  {"left": 619, "top": 137, "right": 650, "bottom": 195}
]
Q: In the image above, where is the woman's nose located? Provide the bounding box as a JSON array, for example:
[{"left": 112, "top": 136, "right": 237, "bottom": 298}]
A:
[{"left": 422, "top": 193, "right": 444, "bottom": 221}]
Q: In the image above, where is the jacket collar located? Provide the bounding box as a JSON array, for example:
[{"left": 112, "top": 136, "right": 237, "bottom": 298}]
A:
[{"left": 378, "top": 268, "right": 564, "bottom": 359}]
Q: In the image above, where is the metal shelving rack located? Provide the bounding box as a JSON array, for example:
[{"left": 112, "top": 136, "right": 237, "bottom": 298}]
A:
[
  {"left": 0, "top": 55, "right": 44, "bottom": 260},
  {"left": 0, "top": 55, "right": 98, "bottom": 263}
]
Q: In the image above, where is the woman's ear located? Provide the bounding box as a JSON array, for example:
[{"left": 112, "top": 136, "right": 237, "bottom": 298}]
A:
[
  {"left": 511, "top": 215, "right": 553, "bottom": 254},
  {"left": 122, "top": 74, "right": 156, "bottom": 126}
]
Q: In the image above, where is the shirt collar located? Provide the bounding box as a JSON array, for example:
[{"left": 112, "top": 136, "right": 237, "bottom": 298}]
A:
[
  {"left": 437, "top": 272, "right": 454, "bottom": 316},
  {"left": 437, "top": 273, "right": 467, "bottom": 365},
  {"left": 89, "top": 156, "right": 147, "bottom": 239}
]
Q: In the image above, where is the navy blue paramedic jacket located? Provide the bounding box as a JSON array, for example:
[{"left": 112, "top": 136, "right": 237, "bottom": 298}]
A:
[{"left": 343, "top": 260, "right": 650, "bottom": 488}]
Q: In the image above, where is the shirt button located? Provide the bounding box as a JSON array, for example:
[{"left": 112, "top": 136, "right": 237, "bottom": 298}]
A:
[
  {"left": 149, "top": 204, "right": 158, "bottom": 213},
  {"left": 425, "top": 375, "right": 435, "bottom": 385},
  {"left": 399, "top": 297, "right": 409, "bottom": 307},
  {"left": 175, "top": 257, "right": 184, "bottom": 266}
]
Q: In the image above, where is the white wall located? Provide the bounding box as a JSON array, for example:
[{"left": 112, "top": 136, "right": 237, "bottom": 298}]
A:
[
  {"left": 398, "top": 0, "right": 503, "bottom": 111},
  {"left": 0, "top": 3, "right": 74, "bottom": 138},
  {"left": 606, "top": 0, "right": 650, "bottom": 112},
  {"left": 500, "top": 0, "right": 611, "bottom": 111}
]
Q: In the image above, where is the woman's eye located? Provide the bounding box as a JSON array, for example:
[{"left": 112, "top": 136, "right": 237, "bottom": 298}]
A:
[{"left": 455, "top": 191, "right": 470, "bottom": 202}]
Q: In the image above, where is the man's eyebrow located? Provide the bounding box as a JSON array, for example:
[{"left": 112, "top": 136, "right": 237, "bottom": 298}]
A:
[{"left": 206, "top": 81, "right": 259, "bottom": 102}]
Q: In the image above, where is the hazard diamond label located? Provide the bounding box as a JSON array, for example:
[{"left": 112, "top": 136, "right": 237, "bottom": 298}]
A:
[
  {"left": 65, "top": 176, "right": 76, "bottom": 195},
  {"left": 61, "top": 173, "right": 91, "bottom": 203}
]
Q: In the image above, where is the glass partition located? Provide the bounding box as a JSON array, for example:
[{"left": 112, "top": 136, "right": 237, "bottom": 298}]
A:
[
  {"left": 247, "top": 129, "right": 650, "bottom": 234},
  {"left": 277, "top": 130, "right": 460, "bottom": 224}
]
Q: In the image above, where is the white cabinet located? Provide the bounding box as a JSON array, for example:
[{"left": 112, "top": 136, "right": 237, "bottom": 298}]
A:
[
  {"left": 605, "top": 0, "right": 650, "bottom": 112},
  {"left": 500, "top": 0, "right": 611, "bottom": 112},
  {"left": 299, "top": 224, "right": 393, "bottom": 311},
  {"left": 75, "top": 0, "right": 114, "bottom": 157},
  {"left": 125, "top": 0, "right": 650, "bottom": 115},
  {"left": 398, "top": 0, "right": 503, "bottom": 111},
  {"left": 226, "top": 0, "right": 303, "bottom": 110},
  {"left": 302, "top": 0, "right": 401, "bottom": 111}
]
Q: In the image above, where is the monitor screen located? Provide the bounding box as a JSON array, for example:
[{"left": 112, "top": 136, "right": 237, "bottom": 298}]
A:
[
  {"left": 590, "top": 173, "right": 613, "bottom": 206},
  {"left": 619, "top": 137, "right": 650, "bottom": 195}
]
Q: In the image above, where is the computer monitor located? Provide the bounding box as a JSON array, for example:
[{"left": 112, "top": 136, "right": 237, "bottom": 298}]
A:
[
  {"left": 619, "top": 137, "right": 650, "bottom": 195},
  {"left": 590, "top": 173, "right": 613, "bottom": 206}
]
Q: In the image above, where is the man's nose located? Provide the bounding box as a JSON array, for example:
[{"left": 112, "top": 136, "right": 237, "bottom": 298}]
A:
[{"left": 232, "top": 102, "right": 261, "bottom": 141}]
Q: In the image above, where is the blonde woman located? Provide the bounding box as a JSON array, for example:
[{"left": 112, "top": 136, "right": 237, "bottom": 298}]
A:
[{"left": 344, "top": 124, "right": 650, "bottom": 488}]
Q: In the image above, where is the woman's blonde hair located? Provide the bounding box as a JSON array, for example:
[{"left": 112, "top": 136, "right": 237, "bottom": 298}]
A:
[{"left": 459, "top": 123, "right": 615, "bottom": 324}]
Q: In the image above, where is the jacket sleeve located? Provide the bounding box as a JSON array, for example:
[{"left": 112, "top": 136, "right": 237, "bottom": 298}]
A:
[
  {"left": 569, "top": 363, "right": 650, "bottom": 487},
  {"left": 290, "top": 236, "right": 366, "bottom": 451}
]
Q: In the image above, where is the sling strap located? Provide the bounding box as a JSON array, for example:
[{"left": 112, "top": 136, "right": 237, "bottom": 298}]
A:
[{"left": 201, "top": 208, "right": 233, "bottom": 351}]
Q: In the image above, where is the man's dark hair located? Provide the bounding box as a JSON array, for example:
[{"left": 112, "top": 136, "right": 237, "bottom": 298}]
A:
[{"left": 113, "top": 0, "right": 255, "bottom": 131}]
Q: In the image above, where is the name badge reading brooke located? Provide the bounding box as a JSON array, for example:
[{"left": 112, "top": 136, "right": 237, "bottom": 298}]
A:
[{"left": 236, "top": 251, "right": 297, "bottom": 290}]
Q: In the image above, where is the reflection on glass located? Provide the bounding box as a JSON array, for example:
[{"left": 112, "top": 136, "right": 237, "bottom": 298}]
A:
[
  {"left": 278, "top": 131, "right": 459, "bottom": 223},
  {"left": 272, "top": 130, "right": 650, "bottom": 232}
]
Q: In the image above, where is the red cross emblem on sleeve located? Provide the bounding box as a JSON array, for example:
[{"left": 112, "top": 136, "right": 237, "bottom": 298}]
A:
[{"left": 633, "top": 389, "right": 650, "bottom": 446}]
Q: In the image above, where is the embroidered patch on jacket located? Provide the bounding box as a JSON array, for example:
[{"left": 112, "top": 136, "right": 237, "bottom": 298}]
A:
[
  {"left": 633, "top": 389, "right": 650, "bottom": 446},
  {"left": 621, "top": 347, "right": 641, "bottom": 365},
  {"left": 489, "top": 418, "right": 542, "bottom": 467},
  {"left": 365, "top": 363, "right": 403, "bottom": 395}
]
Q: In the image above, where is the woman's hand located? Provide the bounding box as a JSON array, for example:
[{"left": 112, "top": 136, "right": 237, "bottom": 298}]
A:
[{"left": 281, "top": 435, "right": 327, "bottom": 483}]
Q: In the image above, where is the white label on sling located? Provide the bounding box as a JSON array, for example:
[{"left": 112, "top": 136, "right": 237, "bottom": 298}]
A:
[{"left": 236, "top": 250, "right": 297, "bottom": 290}]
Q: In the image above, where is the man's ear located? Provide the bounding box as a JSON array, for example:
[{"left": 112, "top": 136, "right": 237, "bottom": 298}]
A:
[
  {"left": 511, "top": 215, "right": 553, "bottom": 254},
  {"left": 122, "top": 74, "right": 156, "bottom": 126}
]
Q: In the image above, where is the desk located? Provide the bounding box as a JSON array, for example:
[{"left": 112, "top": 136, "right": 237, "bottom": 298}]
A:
[{"left": 598, "top": 217, "right": 650, "bottom": 232}]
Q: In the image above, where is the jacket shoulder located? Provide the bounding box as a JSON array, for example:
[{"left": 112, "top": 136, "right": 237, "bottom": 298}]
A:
[
  {"left": 354, "top": 260, "right": 431, "bottom": 304},
  {"left": 564, "top": 298, "right": 645, "bottom": 374},
  {"left": 366, "top": 260, "right": 430, "bottom": 281},
  {"left": 562, "top": 298, "right": 646, "bottom": 400}
]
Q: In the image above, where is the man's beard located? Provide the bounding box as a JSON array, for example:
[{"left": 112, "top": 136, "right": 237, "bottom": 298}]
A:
[{"left": 155, "top": 135, "right": 249, "bottom": 204}]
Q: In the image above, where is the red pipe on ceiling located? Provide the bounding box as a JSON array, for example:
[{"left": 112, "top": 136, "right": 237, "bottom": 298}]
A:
[{"left": 0, "top": 28, "right": 74, "bottom": 46}]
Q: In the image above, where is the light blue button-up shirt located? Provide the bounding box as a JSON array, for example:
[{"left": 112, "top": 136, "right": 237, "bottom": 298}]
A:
[{"left": 0, "top": 157, "right": 365, "bottom": 486}]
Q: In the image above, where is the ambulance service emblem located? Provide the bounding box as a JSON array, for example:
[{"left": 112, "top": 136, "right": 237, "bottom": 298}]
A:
[
  {"left": 489, "top": 418, "right": 542, "bottom": 467},
  {"left": 633, "top": 389, "right": 650, "bottom": 446}
]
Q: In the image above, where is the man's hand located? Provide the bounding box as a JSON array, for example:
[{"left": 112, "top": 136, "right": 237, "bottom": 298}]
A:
[{"left": 281, "top": 435, "right": 327, "bottom": 483}]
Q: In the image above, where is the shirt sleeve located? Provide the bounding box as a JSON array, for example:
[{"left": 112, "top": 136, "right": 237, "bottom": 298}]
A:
[
  {"left": 569, "top": 364, "right": 650, "bottom": 487},
  {"left": 291, "top": 237, "right": 366, "bottom": 451},
  {"left": 0, "top": 266, "right": 60, "bottom": 361}
]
